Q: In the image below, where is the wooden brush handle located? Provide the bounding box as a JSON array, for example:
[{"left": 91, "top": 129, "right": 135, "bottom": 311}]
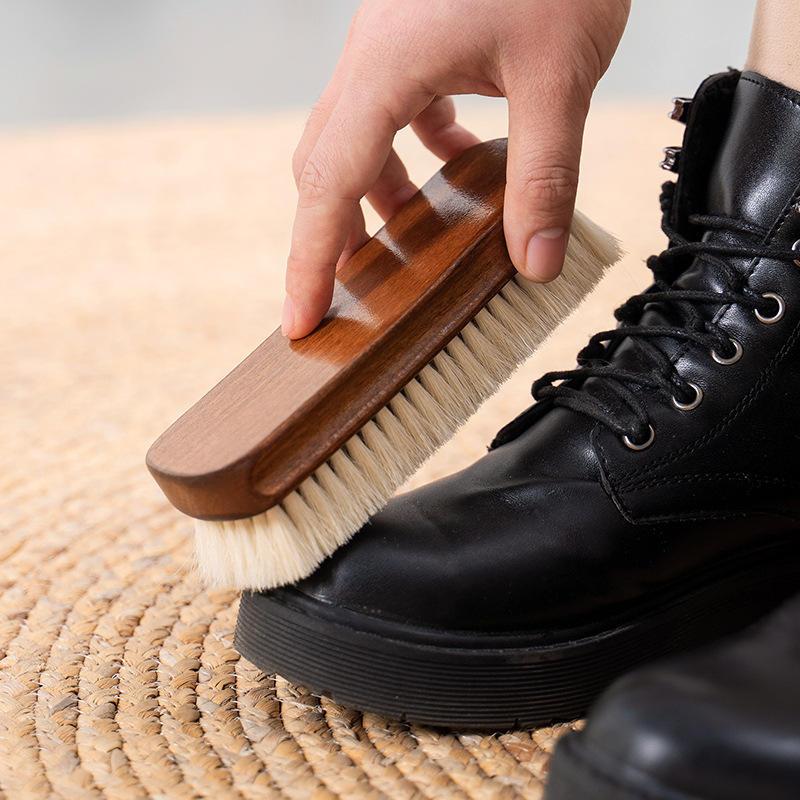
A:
[{"left": 147, "top": 138, "right": 514, "bottom": 520}]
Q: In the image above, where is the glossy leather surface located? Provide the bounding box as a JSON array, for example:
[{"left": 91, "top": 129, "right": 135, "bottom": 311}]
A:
[
  {"left": 569, "top": 592, "right": 800, "bottom": 799},
  {"left": 291, "top": 70, "right": 800, "bottom": 634}
]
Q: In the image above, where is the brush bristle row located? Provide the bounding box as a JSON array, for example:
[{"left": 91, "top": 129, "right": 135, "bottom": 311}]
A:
[{"left": 195, "top": 210, "right": 621, "bottom": 589}]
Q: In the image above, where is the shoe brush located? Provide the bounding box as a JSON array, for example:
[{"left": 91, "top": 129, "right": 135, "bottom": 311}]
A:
[{"left": 147, "top": 138, "right": 620, "bottom": 590}]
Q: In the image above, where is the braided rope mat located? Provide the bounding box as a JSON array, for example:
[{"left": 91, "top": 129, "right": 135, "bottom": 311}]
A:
[{"left": 0, "top": 106, "right": 663, "bottom": 798}]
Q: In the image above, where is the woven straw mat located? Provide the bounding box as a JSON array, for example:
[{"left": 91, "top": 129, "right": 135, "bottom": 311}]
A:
[{"left": 0, "top": 105, "right": 669, "bottom": 798}]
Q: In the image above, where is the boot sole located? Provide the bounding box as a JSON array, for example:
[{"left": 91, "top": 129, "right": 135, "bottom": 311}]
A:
[{"left": 235, "top": 538, "right": 800, "bottom": 730}]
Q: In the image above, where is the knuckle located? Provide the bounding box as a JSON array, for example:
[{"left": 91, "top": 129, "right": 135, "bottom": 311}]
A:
[
  {"left": 516, "top": 163, "right": 578, "bottom": 211},
  {"left": 297, "top": 157, "right": 333, "bottom": 204}
]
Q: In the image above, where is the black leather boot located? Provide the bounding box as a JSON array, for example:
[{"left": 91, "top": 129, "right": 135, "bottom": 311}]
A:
[
  {"left": 236, "top": 70, "right": 800, "bottom": 729},
  {"left": 545, "top": 591, "right": 800, "bottom": 800}
]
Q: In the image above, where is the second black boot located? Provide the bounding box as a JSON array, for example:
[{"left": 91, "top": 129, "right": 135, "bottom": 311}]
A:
[
  {"left": 545, "top": 591, "right": 800, "bottom": 800},
  {"left": 236, "top": 69, "right": 800, "bottom": 729}
]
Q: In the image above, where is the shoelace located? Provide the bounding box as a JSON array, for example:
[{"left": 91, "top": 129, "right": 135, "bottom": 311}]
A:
[{"left": 532, "top": 182, "right": 799, "bottom": 448}]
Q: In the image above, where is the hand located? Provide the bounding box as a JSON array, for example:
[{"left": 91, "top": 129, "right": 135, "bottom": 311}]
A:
[{"left": 283, "top": 0, "right": 630, "bottom": 338}]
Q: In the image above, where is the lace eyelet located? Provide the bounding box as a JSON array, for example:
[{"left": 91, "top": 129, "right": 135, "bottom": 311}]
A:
[
  {"left": 793, "top": 239, "right": 800, "bottom": 267},
  {"left": 622, "top": 424, "right": 655, "bottom": 451},
  {"left": 754, "top": 292, "right": 785, "bottom": 324},
  {"left": 711, "top": 337, "right": 743, "bottom": 365},
  {"left": 671, "top": 382, "right": 703, "bottom": 411}
]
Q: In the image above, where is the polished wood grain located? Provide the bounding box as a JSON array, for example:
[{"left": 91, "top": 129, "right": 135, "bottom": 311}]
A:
[{"left": 146, "top": 138, "right": 515, "bottom": 520}]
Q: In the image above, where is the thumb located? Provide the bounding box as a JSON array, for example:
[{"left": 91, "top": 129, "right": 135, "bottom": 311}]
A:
[{"left": 503, "top": 83, "right": 589, "bottom": 282}]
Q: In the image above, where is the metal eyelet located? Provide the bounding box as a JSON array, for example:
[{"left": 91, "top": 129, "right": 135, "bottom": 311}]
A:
[
  {"left": 711, "top": 338, "right": 743, "bottom": 365},
  {"left": 671, "top": 382, "right": 704, "bottom": 411},
  {"left": 754, "top": 292, "right": 785, "bottom": 324},
  {"left": 668, "top": 97, "right": 692, "bottom": 123},
  {"left": 792, "top": 239, "right": 800, "bottom": 267},
  {"left": 622, "top": 424, "right": 655, "bottom": 451},
  {"left": 660, "top": 147, "right": 681, "bottom": 172}
]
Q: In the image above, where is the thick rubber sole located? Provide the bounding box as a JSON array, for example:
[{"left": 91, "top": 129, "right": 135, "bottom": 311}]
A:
[{"left": 235, "top": 539, "right": 800, "bottom": 730}]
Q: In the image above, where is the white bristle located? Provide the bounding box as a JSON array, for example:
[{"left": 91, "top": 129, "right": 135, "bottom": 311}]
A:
[
  {"left": 328, "top": 448, "right": 384, "bottom": 520},
  {"left": 374, "top": 405, "right": 419, "bottom": 460},
  {"left": 444, "top": 335, "right": 496, "bottom": 398},
  {"left": 486, "top": 292, "right": 530, "bottom": 345},
  {"left": 387, "top": 391, "right": 436, "bottom": 448},
  {"left": 194, "top": 210, "right": 622, "bottom": 590},
  {"left": 401, "top": 379, "right": 453, "bottom": 438},
  {"left": 359, "top": 420, "right": 407, "bottom": 490},
  {"left": 476, "top": 304, "right": 527, "bottom": 368},
  {"left": 417, "top": 363, "right": 467, "bottom": 427},
  {"left": 311, "top": 461, "right": 364, "bottom": 533},
  {"left": 431, "top": 349, "right": 476, "bottom": 400}
]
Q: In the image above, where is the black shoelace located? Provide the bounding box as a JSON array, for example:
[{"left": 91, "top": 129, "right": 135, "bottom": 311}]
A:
[{"left": 532, "top": 183, "right": 799, "bottom": 447}]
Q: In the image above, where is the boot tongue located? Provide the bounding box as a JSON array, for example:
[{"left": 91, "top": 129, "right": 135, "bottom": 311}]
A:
[
  {"left": 599, "top": 72, "right": 800, "bottom": 399},
  {"left": 704, "top": 71, "right": 800, "bottom": 226},
  {"left": 673, "top": 72, "right": 800, "bottom": 295}
]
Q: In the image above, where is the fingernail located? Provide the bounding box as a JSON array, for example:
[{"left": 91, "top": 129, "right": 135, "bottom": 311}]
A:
[
  {"left": 525, "top": 228, "right": 566, "bottom": 281},
  {"left": 281, "top": 296, "right": 295, "bottom": 337}
]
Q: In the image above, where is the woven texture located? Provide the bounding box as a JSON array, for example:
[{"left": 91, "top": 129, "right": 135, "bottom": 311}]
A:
[{"left": 0, "top": 104, "right": 667, "bottom": 799}]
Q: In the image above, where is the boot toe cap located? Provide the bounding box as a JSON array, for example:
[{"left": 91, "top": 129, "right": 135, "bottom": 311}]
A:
[{"left": 564, "top": 652, "right": 800, "bottom": 800}]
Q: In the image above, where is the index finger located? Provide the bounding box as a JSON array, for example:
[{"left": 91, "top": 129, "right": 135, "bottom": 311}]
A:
[{"left": 283, "top": 83, "right": 428, "bottom": 339}]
